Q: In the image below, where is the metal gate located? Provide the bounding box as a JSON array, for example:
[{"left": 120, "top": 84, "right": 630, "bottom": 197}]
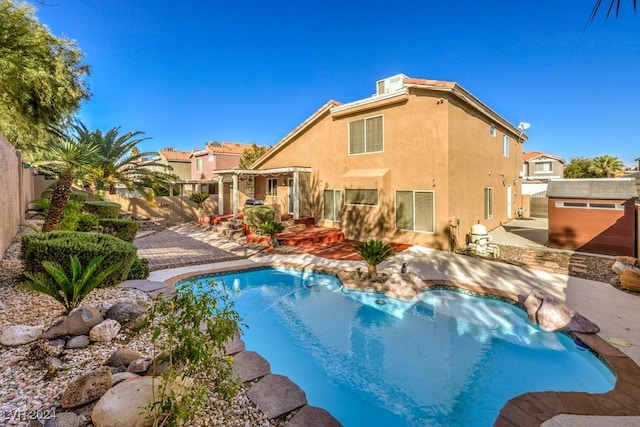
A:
[{"left": 530, "top": 191, "right": 548, "bottom": 218}]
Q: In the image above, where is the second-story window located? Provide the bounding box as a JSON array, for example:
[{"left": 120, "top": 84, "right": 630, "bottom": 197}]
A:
[
  {"left": 535, "top": 162, "right": 552, "bottom": 172},
  {"left": 502, "top": 135, "right": 510, "bottom": 157},
  {"left": 195, "top": 158, "right": 203, "bottom": 172},
  {"left": 349, "top": 115, "right": 383, "bottom": 155},
  {"left": 489, "top": 125, "right": 496, "bottom": 137},
  {"left": 267, "top": 178, "right": 278, "bottom": 196}
]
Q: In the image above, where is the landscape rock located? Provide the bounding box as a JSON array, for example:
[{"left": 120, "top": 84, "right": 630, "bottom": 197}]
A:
[
  {"left": 66, "top": 335, "right": 91, "bottom": 349},
  {"left": 60, "top": 366, "right": 113, "bottom": 409},
  {"left": 232, "top": 351, "right": 271, "bottom": 382},
  {"left": 0, "top": 324, "right": 44, "bottom": 346},
  {"left": 91, "top": 376, "right": 192, "bottom": 427},
  {"left": 286, "top": 405, "right": 342, "bottom": 427},
  {"left": 47, "top": 338, "right": 66, "bottom": 355},
  {"left": 28, "top": 340, "right": 61, "bottom": 361},
  {"left": 43, "top": 411, "right": 81, "bottom": 427},
  {"left": 89, "top": 320, "right": 121, "bottom": 342},
  {"left": 42, "top": 308, "right": 104, "bottom": 339},
  {"left": 523, "top": 289, "right": 599, "bottom": 333},
  {"left": 105, "top": 300, "right": 145, "bottom": 324},
  {"left": 104, "top": 348, "right": 143, "bottom": 368},
  {"left": 127, "top": 358, "right": 153, "bottom": 374},
  {"left": 111, "top": 372, "right": 140, "bottom": 386},
  {"left": 247, "top": 374, "right": 307, "bottom": 419}
]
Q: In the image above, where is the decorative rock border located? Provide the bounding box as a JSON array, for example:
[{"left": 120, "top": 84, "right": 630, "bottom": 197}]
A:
[{"left": 145, "top": 261, "right": 640, "bottom": 426}]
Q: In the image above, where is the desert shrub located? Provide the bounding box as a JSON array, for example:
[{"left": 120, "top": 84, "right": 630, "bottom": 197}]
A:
[
  {"left": 127, "top": 258, "right": 150, "bottom": 280},
  {"left": 58, "top": 200, "right": 85, "bottom": 231},
  {"left": 84, "top": 201, "right": 121, "bottom": 219},
  {"left": 21, "top": 231, "right": 137, "bottom": 287},
  {"left": 258, "top": 221, "right": 285, "bottom": 246},
  {"left": 76, "top": 213, "right": 100, "bottom": 232},
  {"left": 353, "top": 239, "right": 396, "bottom": 276},
  {"left": 24, "top": 255, "right": 124, "bottom": 314},
  {"left": 99, "top": 218, "right": 139, "bottom": 243},
  {"left": 243, "top": 206, "right": 275, "bottom": 231}
]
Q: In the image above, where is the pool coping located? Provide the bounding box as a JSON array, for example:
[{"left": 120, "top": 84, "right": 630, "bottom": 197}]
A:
[{"left": 153, "top": 261, "right": 640, "bottom": 426}]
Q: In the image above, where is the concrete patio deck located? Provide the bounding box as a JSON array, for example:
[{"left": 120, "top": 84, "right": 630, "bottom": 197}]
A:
[{"left": 131, "top": 224, "right": 640, "bottom": 426}]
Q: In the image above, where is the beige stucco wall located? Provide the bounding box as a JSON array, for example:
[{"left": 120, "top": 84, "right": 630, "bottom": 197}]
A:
[
  {"left": 256, "top": 88, "right": 524, "bottom": 250},
  {"left": 0, "top": 135, "right": 29, "bottom": 257},
  {"left": 104, "top": 194, "right": 217, "bottom": 222}
]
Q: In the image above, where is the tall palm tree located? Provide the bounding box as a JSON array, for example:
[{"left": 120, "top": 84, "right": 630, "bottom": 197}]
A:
[
  {"left": 34, "top": 124, "right": 100, "bottom": 232},
  {"left": 588, "top": 154, "right": 624, "bottom": 177},
  {"left": 590, "top": 0, "right": 637, "bottom": 21},
  {"left": 83, "top": 126, "right": 172, "bottom": 200}
]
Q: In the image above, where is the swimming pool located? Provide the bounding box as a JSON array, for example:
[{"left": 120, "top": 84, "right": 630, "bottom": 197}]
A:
[{"left": 187, "top": 267, "right": 614, "bottom": 427}]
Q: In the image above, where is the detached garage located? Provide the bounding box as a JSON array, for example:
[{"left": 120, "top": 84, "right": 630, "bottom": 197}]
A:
[{"left": 547, "top": 178, "right": 638, "bottom": 256}]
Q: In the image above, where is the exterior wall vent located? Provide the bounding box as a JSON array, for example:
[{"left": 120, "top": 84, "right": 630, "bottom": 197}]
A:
[{"left": 376, "top": 74, "right": 407, "bottom": 95}]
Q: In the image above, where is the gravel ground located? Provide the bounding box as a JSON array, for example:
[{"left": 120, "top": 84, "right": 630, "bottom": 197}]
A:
[{"left": 0, "top": 223, "right": 626, "bottom": 426}]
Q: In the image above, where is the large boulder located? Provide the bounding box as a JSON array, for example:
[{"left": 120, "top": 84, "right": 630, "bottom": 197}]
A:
[
  {"left": 89, "top": 320, "right": 121, "bottom": 343},
  {"left": 105, "top": 300, "right": 145, "bottom": 324},
  {"left": 0, "top": 324, "right": 43, "bottom": 346},
  {"left": 61, "top": 366, "right": 113, "bottom": 409},
  {"left": 91, "top": 376, "right": 192, "bottom": 427},
  {"left": 523, "top": 289, "right": 599, "bottom": 333},
  {"left": 43, "top": 308, "right": 103, "bottom": 339}
]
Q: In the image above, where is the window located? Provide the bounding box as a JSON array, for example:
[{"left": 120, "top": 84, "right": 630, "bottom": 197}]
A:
[
  {"left": 323, "top": 189, "right": 342, "bottom": 221},
  {"left": 489, "top": 125, "right": 496, "bottom": 137},
  {"left": 502, "top": 135, "right": 509, "bottom": 157},
  {"left": 484, "top": 187, "right": 493, "bottom": 220},
  {"left": 395, "top": 190, "right": 435, "bottom": 233},
  {"left": 534, "top": 162, "right": 552, "bottom": 172},
  {"left": 344, "top": 188, "right": 378, "bottom": 205},
  {"left": 267, "top": 178, "right": 278, "bottom": 196},
  {"left": 555, "top": 201, "right": 623, "bottom": 210},
  {"left": 349, "top": 116, "right": 383, "bottom": 155},
  {"left": 195, "top": 158, "right": 203, "bottom": 172}
]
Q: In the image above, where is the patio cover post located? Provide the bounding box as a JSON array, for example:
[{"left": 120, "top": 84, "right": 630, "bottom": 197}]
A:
[
  {"left": 293, "top": 170, "right": 300, "bottom": 219},
  {"left": 217, "top": 176, "right": 224, "bottom": 216},
  {"left": 232, "top": 174, "right": 238, "bottom": 218}
]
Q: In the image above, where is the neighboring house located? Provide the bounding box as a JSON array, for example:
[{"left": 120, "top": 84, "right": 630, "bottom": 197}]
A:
[
  {"left": 547, "top": 178, "right": 638, "bottom": 256},
  {"left": 215, "top": 74, "right": 527, "bottom": 250},
  {"left": 190, "top": 142, "right": 254, "bottom": 180},
  {"left": 145, "top": 149, "right": 193, "bottom": 180},
  {"left": 522, "top": 151, "right": 565, "bottom": 184}
]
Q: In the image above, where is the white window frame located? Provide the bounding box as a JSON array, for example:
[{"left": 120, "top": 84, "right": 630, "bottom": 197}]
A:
[
  {"left": 395, "top": 190, "right": 435, "bottom": 234},
  {"left": 502, "top": 135, "right": 509, "bottom": 157},
  {"left": 555, "top": 201, "right": 624, "bottom": 210},
  {"left": 266, "top": 178, "right": 278, "bottom": 197},
  {"left": 195, "top": 158, "right": 203, "bottom": 172},
  {"left": 534, "top": 161, "right": 552, "bottom": 173},
  {"left": 489, "top": 125, "right": 496, "bottom": 137},
  {"left": 344, "top": 188, "right": 379, "bottom": 206},
  {"left": 484, "top": 187, "right": 493, "bottom": 220},
  {"left": 348, "top": 115, "right": 384, "bottom": 155},
  {"left": 323, "top": 189, "right": 342, "bottom": 221}
]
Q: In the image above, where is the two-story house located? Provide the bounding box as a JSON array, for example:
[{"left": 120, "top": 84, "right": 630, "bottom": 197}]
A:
[
  {"left": 214, "top": 74, "right": 527, "bottom": 250},
  {"left": 145, "top": 148, "right": 193, "bottom": 180},
  {"left": 522, "top": 151, "right": 565, "bottom": 182},
  {"left": 190, "top": 142, "right": 254, "bottom": 180}
]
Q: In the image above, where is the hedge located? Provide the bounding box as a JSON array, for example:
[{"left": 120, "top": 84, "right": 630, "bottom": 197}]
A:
[
  {"left": 99, "top": 218, "right": 139, "bottom": 243},
  {"left": 21, "top": 231, "right": 137, "bottom": 287},
  {"left": 69, "top": 191, "right": 88, "bottom": 202},
  {"left": 243, "top": 206, "right": 275, "bottom": 231},
  {"left": 127, "top": 257, "right": 150, "bottom": 280},
  {"left": 84, "top": 201, "right": 121, "bottom": 219},
  {"left": 76, "top": 213, "right": 99, "bottom": 232}
]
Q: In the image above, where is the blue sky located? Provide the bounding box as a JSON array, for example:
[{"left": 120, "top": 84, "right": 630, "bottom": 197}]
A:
[{"left": 33, "top": 0, "right": 639, "bottom": 166}]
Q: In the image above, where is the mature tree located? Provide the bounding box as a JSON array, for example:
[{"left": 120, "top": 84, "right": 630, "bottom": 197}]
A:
[
  {"left": 238, "top": 142, "right": 267, "bottom": 169},
  {"left": 590, "top": 0, "right": 637, "bottom": 21},
  {"left": 0, "top": 0, "right": 90, "bottom": 152},
  {"left": 82, "top": 125, "right": 172, "bottom": 199},
  {"left": 564, "top": 157, "right": 598, "bottom": 178},
  {"left": 588, "top": 154, "right": 624, "bottom": 177},
  {"left": 33, "top": 124, "right": 100, "bottom": 232}
]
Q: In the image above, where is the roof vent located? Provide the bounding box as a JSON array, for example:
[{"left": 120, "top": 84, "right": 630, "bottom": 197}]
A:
[{"left": 376, "top": 74, "right": 407, "bottom": 95}]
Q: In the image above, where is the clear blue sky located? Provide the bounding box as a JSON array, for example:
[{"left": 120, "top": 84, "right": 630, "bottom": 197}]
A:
[{"left": 33, "top": 0, "right": 639, "bottom": 166}]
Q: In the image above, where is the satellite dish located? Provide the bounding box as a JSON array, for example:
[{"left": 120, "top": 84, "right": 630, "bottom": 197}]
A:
[{"left": 518, "top": 122, "right": 531, "bottom": 131}]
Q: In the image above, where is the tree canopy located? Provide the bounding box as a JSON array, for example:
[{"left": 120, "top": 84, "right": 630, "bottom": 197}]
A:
[
  {"left": 238, "top": 142, "right": 267, "bottom": 169},
  {"left": 590, "top": 0, "right": 637, "bottom": 21},
  {"left": 564, "top": 155, "right": 624, "bottom": 178},
  {"left": 0, "top": 0, "right": 91, "bottom": 153}
]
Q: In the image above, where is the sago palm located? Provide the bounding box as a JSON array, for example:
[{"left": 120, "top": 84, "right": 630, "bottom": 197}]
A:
[
  {"left": 353, "top": 239, "right": 396, "bottom": 276},
  {"left": 24, "top": 255, "right": 123, "bottom": 313},
  {"left": 258, "top": 221, "right": 285, "bottom": 247}
]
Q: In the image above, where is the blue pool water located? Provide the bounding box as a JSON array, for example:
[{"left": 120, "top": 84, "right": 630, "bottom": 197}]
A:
[{"left": 188, "top": 267, "right": 614, "bottom": 427}]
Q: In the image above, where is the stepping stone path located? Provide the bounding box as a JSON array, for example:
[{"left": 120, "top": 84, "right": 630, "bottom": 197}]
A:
[{"left": 569, "top": 256, "right": 588, "bottom": 274}]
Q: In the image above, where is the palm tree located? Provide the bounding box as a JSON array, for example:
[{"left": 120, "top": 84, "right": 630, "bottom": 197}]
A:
[
  {"left": 590, "top": 0, "right": 637, "bottom": 21},
  {"left": 353, "top": 240, "right": 396, "bottom": 276},
  {"left": 83, "top": 126, "right": 172, "bottom": 200},
  {"left": 588, "top": 154, "right": 624, "bottom": 177},
  {"left": 33, "top": 124, "right": 100, "bottom": 232}
]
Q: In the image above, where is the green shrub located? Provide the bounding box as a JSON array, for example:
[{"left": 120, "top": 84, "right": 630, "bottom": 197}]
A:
[
  {"left": 127, "top": 257, "right": 150, "bottom": 280},
  {"left": 58, "top": 200, "right": 85, "bottom": 231},
  {"left": 84, "top": 201, "right": 121, "bottom": 219},
  {"left": 353, "top": 239, "right": 396, "bottom": 276},
  {"left": 31, "top": 197, "right": 51, "bottom": 213},
  {"left": 76, "top": 213, "right": 99, "bottom": 232},
  {"left": 24, "top": 255, "right": 124, "bottom": 314},
  {"left": 99, "top": 218, "right": 139, "bottom": 242},
  {"left": 69, "top": 191, "right": 88, "bottom": 202},
  {"left": 258, "top": 221, "right": 285, "bottom": 246},
  {"left": 21, "top": 231, "right": 137, "bottom": 287},
  {"left": 243, "top": 206, "right": 275, "bottom": 231}
]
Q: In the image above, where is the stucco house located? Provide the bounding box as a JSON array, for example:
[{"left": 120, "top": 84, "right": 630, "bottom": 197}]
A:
[
  {"left": 145, "top": 148, "right": 193, "bottom": 180},
  {"left": 215, "top": 74, "right": 528, "bottom": 250},
  {"left": 522, "top": 151, "right": 564, "bottom": 186},
  {"left": 190, "top": 142, "right": 254, "bottom": 180}
]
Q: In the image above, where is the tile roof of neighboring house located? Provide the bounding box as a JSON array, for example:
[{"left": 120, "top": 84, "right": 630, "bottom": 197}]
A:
[
  {"left": 159, "top": 150, "right": 192, "bottom": 162},
  {"left": 523, "top": 151, "right": 565, "bottom": 163},
  {"left": 191, "top": 142, "right": 254, "bottom": 157}
]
